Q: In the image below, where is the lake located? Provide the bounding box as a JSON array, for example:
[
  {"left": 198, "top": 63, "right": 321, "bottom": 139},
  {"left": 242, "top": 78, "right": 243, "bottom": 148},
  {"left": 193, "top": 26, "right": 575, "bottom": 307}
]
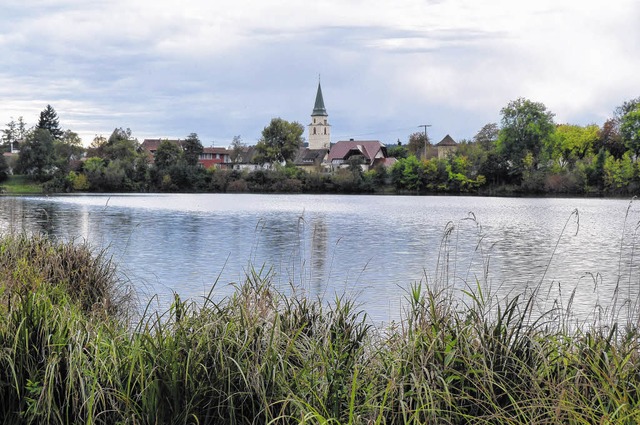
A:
[{"left": 1, "top": 193, "right": 640, "bottom": 324}]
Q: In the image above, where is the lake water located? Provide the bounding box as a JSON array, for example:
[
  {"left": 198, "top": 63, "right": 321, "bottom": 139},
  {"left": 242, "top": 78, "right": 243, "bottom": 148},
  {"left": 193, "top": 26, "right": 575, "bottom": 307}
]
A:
[{"left": 1, "top": 193, "right": 640, "bottom": 325}]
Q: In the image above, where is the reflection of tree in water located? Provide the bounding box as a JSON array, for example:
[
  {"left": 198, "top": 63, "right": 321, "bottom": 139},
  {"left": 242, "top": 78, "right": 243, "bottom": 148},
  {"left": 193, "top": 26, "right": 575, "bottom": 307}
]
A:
[
  {"left": 309, "top": 216, "right": 328, "bottom": 294},
  {"left": 253, "top": 213, "right": 306, "bottom": 281}
]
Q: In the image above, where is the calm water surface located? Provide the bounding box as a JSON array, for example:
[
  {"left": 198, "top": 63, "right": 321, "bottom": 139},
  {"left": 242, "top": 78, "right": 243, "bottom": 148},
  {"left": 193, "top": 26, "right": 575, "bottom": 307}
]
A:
[{"left": 2, "top": 194, "right": 640, "bottom": 324}]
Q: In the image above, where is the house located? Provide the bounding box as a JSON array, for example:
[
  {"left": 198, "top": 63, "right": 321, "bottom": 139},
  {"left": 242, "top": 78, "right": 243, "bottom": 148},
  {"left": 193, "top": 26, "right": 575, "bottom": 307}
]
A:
[
  {"left": 140, "top": 138, "right": 231, "bottom": 169},
  {"left": 199, "top": 147, "right": 232, "bottom": 169},
  {"left": 293, "top": 147, "right": 328, "bottom": 173},
  {"left": 435, "top": 134, "right": 458, "bottom": 159},
  {"left": 231, "top": 146, "right": 263, "bottom": 172},
  {"left": 326, "top": 139, "right": 388, "bottom": 171},
  {"left": 139, "top": 139, "right": 181, "bottom": 163}
]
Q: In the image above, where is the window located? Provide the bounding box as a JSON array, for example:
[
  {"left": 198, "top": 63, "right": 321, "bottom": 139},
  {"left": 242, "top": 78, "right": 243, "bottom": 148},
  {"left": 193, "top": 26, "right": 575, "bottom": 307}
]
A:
[{"left": 313, "top": 128, "right": 316, "bottom": 135}]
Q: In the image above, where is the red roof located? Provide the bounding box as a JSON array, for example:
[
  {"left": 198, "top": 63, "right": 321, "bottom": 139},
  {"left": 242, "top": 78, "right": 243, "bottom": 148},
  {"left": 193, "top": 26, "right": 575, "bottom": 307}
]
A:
[
  {"left": 327, "top": 140, "right": 386, "bottom": 163},
  {"left": 202, "top": 147, "right": 231, "bottom": 155}
]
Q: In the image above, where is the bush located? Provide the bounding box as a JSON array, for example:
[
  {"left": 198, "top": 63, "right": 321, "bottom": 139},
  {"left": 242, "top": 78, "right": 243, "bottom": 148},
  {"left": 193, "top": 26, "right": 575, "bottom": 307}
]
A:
[{"left": 0, "top": 233, "right": 129, "bottom": 315}]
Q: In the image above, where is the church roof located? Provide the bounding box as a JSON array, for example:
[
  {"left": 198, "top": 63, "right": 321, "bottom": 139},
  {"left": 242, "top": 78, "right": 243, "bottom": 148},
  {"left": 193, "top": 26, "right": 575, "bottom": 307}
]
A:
[{"left": 312, "top": 82, "right": 328, "bottom": 117}]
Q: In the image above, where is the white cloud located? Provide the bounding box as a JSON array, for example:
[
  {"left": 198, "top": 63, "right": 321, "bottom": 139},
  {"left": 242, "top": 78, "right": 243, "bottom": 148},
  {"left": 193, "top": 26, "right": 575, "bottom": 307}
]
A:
[{"left": 1, "top": 0, "right": 639, "bottom": 145}]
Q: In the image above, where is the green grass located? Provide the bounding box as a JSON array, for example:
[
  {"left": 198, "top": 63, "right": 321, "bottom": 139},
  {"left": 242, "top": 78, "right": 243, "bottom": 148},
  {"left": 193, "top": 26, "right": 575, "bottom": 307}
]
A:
[
  {"left": 0, "top": 175, "right": 44, "bottom": 194},
  {"left": 2, "top": 232, "right": 640, "bottom": 424}
]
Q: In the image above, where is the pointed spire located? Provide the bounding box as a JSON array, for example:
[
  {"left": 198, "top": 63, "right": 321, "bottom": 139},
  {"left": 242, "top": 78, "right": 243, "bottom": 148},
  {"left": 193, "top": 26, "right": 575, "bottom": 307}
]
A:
[{"left": 312, "top": 81, "right": 328, "bottom": 117}]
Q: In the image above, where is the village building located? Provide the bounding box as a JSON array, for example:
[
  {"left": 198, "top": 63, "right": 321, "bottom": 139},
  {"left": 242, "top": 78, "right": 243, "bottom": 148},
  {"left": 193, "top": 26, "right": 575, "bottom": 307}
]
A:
[
  {"left": 434, "top": 134, "right": 458, "bottom": 159},
  {"left": 326, "top": 139, "right": 389, "bottom": 171},
  {"left": 198, "top": 147, "right": 232, "bottom": 169},
  {"left": 231, "top": 146, "right": 262, "bottom": 172},
  {"left": 292, "top": 147, "right": 327, "bottom": 172},
  {"left": 307, "top": 81, "right": 331, "bottom": 150},
  {"left": 139, "top": 138, "right": 232, "bottom": 169}
]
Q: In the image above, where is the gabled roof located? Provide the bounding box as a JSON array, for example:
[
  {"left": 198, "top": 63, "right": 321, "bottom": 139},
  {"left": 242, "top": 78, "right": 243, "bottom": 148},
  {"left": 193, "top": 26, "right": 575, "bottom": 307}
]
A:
[
  {"left": 293, "top": 147, "right": 328, "bottom": 165},
  {"left": 202, "top": 147, "right": 231, "bottom": 155},
  {"left": 140, "top": 138, "right": 182, "bottom": 152},
  {"left": 311, "top": 82, "right": 328, "bottom": 117},
  {"left": 327, "top": 140, "right": 387, "bottom": 163},
  {"left": 436, "top": 134, "right": 457, "bottom": 146},
  {"left": 235, "top": 146, "right": 258, "bottom": 163}
]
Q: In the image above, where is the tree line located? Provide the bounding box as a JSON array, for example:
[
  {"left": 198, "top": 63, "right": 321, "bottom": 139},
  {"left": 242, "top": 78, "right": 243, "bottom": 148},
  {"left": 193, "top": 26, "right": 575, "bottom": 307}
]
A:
[{"left": 2, "top": 97, "right": 640, "bottom": 195}]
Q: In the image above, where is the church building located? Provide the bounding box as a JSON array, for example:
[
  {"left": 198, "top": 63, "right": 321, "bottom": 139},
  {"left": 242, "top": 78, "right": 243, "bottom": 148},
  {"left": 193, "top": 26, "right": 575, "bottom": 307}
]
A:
[{"left": 308, "top": 81, "right": 331, "bottom": 150}]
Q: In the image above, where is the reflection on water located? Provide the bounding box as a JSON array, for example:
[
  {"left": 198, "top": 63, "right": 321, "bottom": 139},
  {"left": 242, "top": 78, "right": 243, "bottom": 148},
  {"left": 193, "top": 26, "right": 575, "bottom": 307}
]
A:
[{"left": 2, "top": 193, "right": 640, "bottom": 324}]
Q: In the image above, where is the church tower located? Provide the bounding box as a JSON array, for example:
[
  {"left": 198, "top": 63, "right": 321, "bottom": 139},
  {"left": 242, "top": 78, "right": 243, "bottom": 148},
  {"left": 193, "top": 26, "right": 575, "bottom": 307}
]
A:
[{"left": 308, "top": 81, "right": 331, "bottom": 150}]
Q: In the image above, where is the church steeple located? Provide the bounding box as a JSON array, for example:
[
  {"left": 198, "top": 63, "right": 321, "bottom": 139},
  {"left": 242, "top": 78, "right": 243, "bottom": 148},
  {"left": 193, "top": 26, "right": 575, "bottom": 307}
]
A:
[
  {"left": 312, "top": 82, "right": 328, "bottom": 117},
  {"left": 308, "top": 79, "right": 331, "bottom": 149}
]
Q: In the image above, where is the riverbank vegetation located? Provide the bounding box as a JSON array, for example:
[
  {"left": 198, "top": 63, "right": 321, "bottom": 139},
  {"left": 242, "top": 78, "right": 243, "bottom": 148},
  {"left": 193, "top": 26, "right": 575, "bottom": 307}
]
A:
[
  {"left": 2, "top": 96, "right": 640, "bottom": 196},
  {"left": 2, "top": 233, "right": 640, "bottom": 424}
]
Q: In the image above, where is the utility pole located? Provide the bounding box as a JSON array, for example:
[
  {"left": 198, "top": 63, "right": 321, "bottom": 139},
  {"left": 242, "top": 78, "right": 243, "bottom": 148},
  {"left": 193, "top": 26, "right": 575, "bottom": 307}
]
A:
[{"left": 418, "top": 124, "right": 431, "bottom": 160}]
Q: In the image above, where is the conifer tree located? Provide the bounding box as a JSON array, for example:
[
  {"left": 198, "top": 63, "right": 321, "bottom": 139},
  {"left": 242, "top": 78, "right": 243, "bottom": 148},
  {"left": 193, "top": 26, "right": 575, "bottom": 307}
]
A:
[{"left": 37, "top": 104, "right": 64, "bottom": 140}]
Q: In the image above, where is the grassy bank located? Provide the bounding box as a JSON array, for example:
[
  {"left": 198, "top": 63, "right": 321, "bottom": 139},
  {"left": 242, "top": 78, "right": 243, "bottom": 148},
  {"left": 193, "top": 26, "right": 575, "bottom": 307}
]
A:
[
  {"left": 0, "top": 175, "right": 43, "bottom": 194},
  {"left": 1, "top": 234, "right": 640, "bottom": 424}
]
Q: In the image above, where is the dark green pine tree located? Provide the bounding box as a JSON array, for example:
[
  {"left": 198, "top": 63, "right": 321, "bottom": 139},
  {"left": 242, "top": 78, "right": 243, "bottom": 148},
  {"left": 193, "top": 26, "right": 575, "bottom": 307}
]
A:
[{"left": 37, "top": 104, "right": 64, "bottom": 140}]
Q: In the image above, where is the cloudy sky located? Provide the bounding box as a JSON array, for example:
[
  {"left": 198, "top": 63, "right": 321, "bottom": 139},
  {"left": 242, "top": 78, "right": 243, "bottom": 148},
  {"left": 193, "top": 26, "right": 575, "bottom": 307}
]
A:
[{"left": 1, "top": 0, "right": 639, "bottom": 147}]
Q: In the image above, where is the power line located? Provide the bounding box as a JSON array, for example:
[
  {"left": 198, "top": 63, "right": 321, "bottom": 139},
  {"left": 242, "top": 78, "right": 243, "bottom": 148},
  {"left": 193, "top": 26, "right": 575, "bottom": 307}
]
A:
[{"left": 332, "top": 126, "right": 420, "bottom": 140}]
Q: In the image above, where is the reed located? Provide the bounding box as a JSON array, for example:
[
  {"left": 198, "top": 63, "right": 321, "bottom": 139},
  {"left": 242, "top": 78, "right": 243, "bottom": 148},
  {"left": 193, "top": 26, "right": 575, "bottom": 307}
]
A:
[{"left": 1, "top": 232, "right": 640, "bottom": 424}]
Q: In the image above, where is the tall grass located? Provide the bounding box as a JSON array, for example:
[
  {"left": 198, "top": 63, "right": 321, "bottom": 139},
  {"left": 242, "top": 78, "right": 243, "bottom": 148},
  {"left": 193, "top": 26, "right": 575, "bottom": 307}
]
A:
[{"left": 2, "top": 231, "right": 640, "bottom": 424}]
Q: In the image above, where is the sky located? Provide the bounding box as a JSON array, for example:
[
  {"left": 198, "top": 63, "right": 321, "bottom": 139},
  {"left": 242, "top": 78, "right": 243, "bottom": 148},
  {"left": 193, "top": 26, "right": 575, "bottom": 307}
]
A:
[{"left": 1, "top": 0, "right": 639, "bottom": 148}]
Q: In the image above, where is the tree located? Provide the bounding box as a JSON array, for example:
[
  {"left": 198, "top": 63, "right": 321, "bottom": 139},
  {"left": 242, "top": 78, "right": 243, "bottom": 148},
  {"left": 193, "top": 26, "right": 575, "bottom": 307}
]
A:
[
  {"left": 104, "top": 128, "right": 138, "bottom": 161},
  {"left": 0, "top": 153, "right": 8, "bottom": 182},
  {"left": 16, "top": 128, "right": 55, "bottom": 180},
  {"left": 596, "top": 119, "right": 626, "bottom": 159},
  {"left": 614, "top": 97, "right": 640, "bottom": 121},
  {"left": 2, "top": 116, "right": 28, "bottom": 152},
  {"left": 473, "top": 123, "right": 499, "bottom": 151},
  {"left": 547, "top": 124, "right": 599, "bottom": 168},
  {"left": 255, "top": 118, "right": 304, "bottom": 165},
  {"left": 620, "top": 105, "right": 640, "bottom": 158},
  {"left": 87, "top": 135, "right": 108, "bottom": 158},
  {"left": 182, "top": 133, "right": 203, "bottom": 166},
  {"left": 154, "top": 140, "right": 183, "bottom": 170},
  {"left": 230, "top": 135, "right": 246, "bottom": 163},
  {"left": 37, "top": 105, "right": 64, "bottom": 140},
  {"left": 54, "top": 130, "right": 85, "bottom": 172},
  {"left": 497, "top": 97, "right": 555, "bottom": 178},
  {"left": 407, "top": 132, "right": 430, "bottom": 157}
]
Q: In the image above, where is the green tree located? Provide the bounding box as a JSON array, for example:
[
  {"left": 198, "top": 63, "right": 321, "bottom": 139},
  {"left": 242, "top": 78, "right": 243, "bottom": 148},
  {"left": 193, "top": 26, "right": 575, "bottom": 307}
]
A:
[
  {"left": 387, "top": 140, "right": 408, "bottom": 159},
  {"left": 603, "top": 151, "right": 635, "bottom": 190},
  {"left": 155, "top": 140, "right": 183, "bottom": 170},
  {"left": 37, "top": 105, "right": 64, "bottom": 140},
  {"left": 16, "top": 128, "right": 55, "bottom": 180},
  {"left": 547, "top": 124, "right": 599, "bottom": 169},
  {"left": 0, "top": 153, "right": 8, "bottom": 181},
  {"left": 473, "top": 123, "right": 499, "bottom": 151},
  {"left": 182, "top": 133, "right": 203, "bottom": 166},
  {"left": 255, "top": 118, "right": 304, "bottom": 165},
  {"left": 104, "top": 128, "right": 138, "bottom": 161},
  {"left": 53, "top": 130, "right": 85, "bottom": 172},
  {"left": 2, "top": 116, "right": 28, "bottom": 152},
  {"left": 82, "top": 157, "right": 105, "bottom": 188},
  {"left": 407, "top": 132, "right": 430, "bottom": 158},
  {"left": 497, "top": 97, "right": 555, "bottom": 180},
  {"left": 391, "top": 155, "right": 423, "bottom": 191},
  {"left": 230, "top": 135, "right": 246, "bottom": 163},
  {"left": 86, "top": 135, "right": 107, "bottom": 158},
  {"left": 620, "top": 105, "right": 640, "bottom": 158}
]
